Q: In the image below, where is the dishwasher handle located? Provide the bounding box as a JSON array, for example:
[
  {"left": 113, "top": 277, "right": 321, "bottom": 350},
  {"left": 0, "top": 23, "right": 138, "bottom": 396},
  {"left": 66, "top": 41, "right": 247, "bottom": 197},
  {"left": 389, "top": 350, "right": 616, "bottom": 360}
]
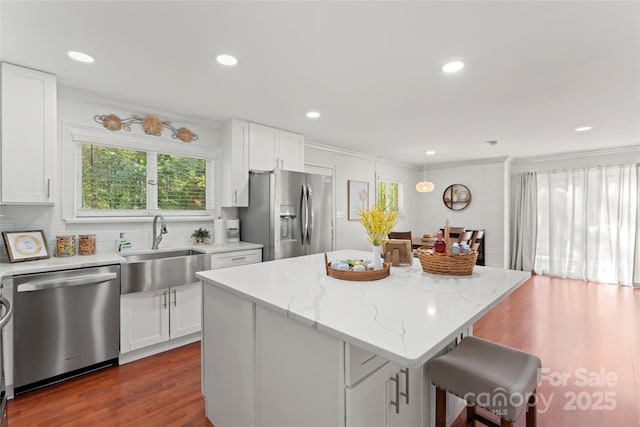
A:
[
  {"left": 0, "top": 297, "right": 13, "bottom": 329},
  {"left": 17, "top": 272, "right": 118, "bottom": 292}
]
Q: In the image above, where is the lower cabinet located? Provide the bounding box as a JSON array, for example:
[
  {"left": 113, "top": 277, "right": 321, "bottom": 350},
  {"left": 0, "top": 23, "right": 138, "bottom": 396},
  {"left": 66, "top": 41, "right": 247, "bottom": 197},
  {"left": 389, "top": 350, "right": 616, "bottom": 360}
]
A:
[
  {"left": 347, "top": 362, "right": 423, "bottom": 427},
  {"left": 120, "top": 282, "right": 201, "bottom": 354}
]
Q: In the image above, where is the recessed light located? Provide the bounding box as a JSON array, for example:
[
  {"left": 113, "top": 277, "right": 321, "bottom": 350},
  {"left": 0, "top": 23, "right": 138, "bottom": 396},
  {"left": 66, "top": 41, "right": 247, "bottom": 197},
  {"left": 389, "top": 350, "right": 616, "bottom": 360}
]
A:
[
  {"left": 67, "top": 50, "right": 94, "bottom": 63},
  {"left": 574, "top": 126, "right": 592, "bottom": 132},
  {"left": 426, "top": 150, "right": 436, "bottom": 155},
  {"left": 216, "top": 54, "right": 237, "bottom": 66},
  {"left": 486, "top": 140, "right": 498, "bottom": 146},
  {"left": 442, "top": 61, "right": 464, "bottom": 73},
  {"left": 306, "top": 111, "right": 321, "bottom": 119}
]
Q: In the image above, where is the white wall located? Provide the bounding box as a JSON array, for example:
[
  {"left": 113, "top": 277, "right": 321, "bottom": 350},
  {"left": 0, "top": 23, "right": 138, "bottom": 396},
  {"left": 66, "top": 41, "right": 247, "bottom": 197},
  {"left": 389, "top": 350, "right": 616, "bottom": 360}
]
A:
[
  {"left": 0, "top": 87, "right": 222, "bottom": 260},
  {"left": 305, "top": 143, "right": 420, "bottom": 252},
  {"left": 416, "top": 158, "right": 508, "bottom": 268}
]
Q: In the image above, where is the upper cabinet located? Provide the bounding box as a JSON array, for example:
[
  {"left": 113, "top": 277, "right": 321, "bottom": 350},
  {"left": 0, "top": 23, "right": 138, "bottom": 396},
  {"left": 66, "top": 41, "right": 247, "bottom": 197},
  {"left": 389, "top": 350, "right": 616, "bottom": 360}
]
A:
[
  {"left": 248, "top": 123, "right": 304, "bottom": 173},
  {"left": 1, "top": 63, "right": 57, "bottom": 204},
  {"left": 221, "top": 119, "right": 250, "bottom": 207}
]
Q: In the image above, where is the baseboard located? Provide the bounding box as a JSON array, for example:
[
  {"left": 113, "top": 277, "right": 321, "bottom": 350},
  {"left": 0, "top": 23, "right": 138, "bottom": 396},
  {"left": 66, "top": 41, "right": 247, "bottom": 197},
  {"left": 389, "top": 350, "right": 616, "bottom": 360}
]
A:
[{"left": 119, "top": 333, "right": 201, "bottom": 365}]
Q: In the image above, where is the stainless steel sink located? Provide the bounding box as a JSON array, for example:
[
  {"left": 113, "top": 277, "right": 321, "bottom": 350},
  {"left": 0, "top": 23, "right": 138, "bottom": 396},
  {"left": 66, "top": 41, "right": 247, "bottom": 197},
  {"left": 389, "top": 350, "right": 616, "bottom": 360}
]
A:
[
  {"left": 122, "top": 249, "right": 204, "bottom": 262},
  {"left": 121, "top": 249, "right": 211, "bottom": 294}
]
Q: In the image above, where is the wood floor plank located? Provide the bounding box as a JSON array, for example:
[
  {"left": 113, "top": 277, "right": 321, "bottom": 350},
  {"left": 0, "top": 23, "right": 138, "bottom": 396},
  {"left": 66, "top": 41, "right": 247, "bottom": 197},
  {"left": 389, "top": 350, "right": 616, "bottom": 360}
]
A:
[{"left": 7, "top": 275, "right": 639, "bottom": 426}]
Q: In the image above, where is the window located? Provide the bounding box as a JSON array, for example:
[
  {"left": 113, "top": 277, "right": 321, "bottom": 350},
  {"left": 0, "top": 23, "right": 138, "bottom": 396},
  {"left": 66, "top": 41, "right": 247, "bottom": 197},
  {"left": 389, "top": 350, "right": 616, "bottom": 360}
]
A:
[
  {"left": 376, "top": 176, "right": 404, "bottom": 215},
  {"left": 66, "top": 127, "right": 214, "bottom": 219}
]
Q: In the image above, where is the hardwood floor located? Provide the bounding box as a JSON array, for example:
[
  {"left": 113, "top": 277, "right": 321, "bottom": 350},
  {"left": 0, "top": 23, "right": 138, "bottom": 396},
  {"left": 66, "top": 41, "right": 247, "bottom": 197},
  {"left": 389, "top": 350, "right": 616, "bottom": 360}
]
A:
[
  {"left": 6, "top": 342, "right": 212, "bottom": 427},
  {"left": 7, "top": 274, "right": 639, "bottom": 426}
]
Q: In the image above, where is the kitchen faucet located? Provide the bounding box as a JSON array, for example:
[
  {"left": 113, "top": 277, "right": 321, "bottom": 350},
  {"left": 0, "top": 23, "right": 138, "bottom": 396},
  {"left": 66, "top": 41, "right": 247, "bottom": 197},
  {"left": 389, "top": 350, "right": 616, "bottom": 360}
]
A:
[{"left": 152, "top": 214, "right": 168, "bottom": 249}]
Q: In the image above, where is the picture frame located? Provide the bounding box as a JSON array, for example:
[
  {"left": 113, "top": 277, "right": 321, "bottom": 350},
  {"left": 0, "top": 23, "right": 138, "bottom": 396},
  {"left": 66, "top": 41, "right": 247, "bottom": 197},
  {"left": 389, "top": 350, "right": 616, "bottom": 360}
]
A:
[
  {"left": 2, "top": 230, "right": 50, "bottom": 262},
  {"left": 348, "top": 180, "right": 369, "bottom": 221}
]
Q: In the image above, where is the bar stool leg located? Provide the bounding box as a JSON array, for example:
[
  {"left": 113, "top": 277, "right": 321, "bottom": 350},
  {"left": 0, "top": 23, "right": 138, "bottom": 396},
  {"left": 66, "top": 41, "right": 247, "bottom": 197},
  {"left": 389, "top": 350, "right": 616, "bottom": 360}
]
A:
[
  {"left": 526, "top": 390, "right": 537, "bottom": 427},
  {"left": 435, "top": 387, "right": 446, "bottom": 427},
  {"left": 466, "top": 404, "right": 475, "bottom": 426},
  {"left": 500, "top": 419, "right": 513, "bottom": 427}
]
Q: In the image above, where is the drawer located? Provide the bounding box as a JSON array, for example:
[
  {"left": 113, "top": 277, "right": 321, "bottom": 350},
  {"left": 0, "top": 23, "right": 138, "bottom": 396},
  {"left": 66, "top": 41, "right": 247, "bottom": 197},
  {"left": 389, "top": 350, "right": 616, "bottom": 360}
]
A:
[
  {"left": 345, "top": 343, "right": 388, "bottom": 386},
  {"left": 211, "top": 249, "right": 262, "bottom": 269}
]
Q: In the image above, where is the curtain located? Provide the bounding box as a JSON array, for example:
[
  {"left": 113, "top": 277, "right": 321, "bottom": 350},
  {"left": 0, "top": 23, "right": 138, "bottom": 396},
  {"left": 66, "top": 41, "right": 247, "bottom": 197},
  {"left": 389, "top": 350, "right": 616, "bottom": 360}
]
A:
[
  {"left": 511, "top": 172, "right": 538, "bottom": 271},
  {"left": 534, "top": 164, "right": 638, "bottom": 286}
]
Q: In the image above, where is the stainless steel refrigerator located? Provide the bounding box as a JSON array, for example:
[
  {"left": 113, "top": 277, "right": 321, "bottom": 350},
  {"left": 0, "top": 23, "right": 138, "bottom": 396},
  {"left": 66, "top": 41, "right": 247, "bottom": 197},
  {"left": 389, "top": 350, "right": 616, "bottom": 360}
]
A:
[{"left": 239, "top": 170, "right": 333, "bottom": 261}]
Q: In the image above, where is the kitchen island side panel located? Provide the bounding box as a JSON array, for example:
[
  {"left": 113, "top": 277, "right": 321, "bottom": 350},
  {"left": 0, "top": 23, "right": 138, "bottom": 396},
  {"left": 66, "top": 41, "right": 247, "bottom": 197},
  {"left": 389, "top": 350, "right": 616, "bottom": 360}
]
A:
[{"left": 202, "top": 283, "right": 255, "bottom": 427}]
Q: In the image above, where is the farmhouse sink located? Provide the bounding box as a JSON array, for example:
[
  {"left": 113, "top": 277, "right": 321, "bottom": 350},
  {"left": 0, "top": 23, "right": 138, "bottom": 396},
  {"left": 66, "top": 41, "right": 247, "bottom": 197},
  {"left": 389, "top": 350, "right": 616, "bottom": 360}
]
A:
[{"left": 121, "top": 249, "right": 211, "bottom": 294}]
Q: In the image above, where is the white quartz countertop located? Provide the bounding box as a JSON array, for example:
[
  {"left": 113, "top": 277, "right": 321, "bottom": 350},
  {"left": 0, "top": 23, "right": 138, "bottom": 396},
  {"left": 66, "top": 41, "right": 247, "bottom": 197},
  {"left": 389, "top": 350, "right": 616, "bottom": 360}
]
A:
[
  {"left": 0, "top": 241, "right": 263, "bottom": 278},
  {"left": 196, "top": 249, "right": 530, "bottom": 367}
]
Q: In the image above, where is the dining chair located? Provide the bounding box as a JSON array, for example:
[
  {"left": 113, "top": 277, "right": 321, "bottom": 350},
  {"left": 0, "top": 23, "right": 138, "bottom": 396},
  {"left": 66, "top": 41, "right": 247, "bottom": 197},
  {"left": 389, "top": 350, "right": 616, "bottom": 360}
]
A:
[{"left": 458, "top": 230, "right": 474, "bottom": 245}]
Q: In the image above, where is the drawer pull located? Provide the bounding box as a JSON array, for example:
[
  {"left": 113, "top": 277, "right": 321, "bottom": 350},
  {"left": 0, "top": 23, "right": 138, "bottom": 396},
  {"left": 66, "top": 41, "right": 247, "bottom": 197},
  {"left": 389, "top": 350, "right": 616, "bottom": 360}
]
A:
[
  {"left": 390, "top": 373, "right": 400, "bottom": 414},
  {"left": 231, "top": 256, "right": 247, "bottom": 261},
  {"left": 401, "top": 368, "right": 409, "bottom": 404}
]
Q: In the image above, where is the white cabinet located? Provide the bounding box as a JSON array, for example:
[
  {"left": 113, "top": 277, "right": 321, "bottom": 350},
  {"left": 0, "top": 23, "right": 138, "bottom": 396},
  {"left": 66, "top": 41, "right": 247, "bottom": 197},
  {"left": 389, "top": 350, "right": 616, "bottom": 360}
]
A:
[
  {"left": 221, "top": 119, "right": 249, "bottom": 207},
  {"left": 120, "top": 289, "right": 170, "bottom": 353},
  {"left": 210, "top": 248, "right": 262, "bottom": 269},
  {"left": 249, "top": 122, "right": 304, "bottom": 172},
  {"left": 1, "top": 63, "right": 56, "bottom": 204},
  {"left": 347, "top": 362, "right": 423, "bottom": 427},
  {"left": 120, "top": 283, "right": 201, "bottom": 354},
  {"left": 169, "top": 282, "right": 201, "bottom": 338}
]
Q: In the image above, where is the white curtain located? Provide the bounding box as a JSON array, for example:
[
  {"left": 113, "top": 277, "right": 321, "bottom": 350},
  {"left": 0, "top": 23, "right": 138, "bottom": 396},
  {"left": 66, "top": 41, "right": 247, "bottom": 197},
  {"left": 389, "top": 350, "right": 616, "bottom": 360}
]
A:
[
  {"left": 534, "top": 164, "right": 639, "bottom": 286},
  {"left": 511, "top": 172, "right": 538, "bottom": 271}
]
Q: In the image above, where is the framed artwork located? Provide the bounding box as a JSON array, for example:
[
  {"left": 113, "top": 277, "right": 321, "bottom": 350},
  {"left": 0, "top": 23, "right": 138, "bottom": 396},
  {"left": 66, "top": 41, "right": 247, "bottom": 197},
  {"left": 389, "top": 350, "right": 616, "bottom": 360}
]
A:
[
  {"left": 348, "top": 180, "right": 369, "bottom": 220},
  {"left": 2, "top": 230, "right": 50, "bottom": 262},
  {"left": 443, "top": 184, "right": 472, "bottom": 211}
]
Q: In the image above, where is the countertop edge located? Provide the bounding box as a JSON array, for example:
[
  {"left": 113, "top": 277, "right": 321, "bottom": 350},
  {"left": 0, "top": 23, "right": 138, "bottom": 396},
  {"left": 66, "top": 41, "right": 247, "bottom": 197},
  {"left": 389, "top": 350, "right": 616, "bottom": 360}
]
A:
[{"left": 1, "top": 241, "right": 263, "bottom": 279}]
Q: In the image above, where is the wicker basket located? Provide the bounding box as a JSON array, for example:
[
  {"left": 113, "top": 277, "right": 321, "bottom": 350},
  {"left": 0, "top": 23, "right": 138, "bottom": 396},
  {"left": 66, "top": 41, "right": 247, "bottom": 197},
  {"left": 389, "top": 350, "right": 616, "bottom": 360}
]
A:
[
  {"left": 416, "top": 248, "right": 477, "bottom": 275},
  {"left": 416, "top": 221, "right": 478, "bottom": 275}
]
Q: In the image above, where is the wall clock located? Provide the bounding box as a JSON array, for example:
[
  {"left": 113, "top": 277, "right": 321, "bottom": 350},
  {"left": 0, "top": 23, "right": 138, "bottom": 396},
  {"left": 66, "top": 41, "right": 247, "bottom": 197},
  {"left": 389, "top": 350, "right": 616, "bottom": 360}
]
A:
[{"left": 443, "top": 184, "right": 471, "bottom": 211}]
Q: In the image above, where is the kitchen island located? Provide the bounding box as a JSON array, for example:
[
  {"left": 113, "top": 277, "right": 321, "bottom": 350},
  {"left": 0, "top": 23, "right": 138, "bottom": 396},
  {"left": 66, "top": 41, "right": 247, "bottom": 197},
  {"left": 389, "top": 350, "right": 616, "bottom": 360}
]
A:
[{"left": 196, "top": 250, "right": 529, "bottom": 427}]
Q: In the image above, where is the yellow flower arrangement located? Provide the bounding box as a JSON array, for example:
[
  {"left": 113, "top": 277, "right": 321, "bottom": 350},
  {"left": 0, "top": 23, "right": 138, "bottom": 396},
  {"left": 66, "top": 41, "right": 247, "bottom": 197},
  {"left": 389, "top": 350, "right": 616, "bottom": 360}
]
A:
[{"left": 358, "top": 203, "right": 398, "bottom": 246}]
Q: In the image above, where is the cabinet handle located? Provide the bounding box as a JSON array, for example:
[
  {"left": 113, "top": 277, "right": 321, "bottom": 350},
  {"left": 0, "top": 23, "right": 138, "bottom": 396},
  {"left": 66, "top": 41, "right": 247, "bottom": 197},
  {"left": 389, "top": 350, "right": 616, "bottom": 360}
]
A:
[
  {"left": 390, "top": 373, "right": 400, "bottom": 414},
  {"left": 231, "top": 256, "right": 246, "bottom": 262},
  {"left": 173, "top": 289, "right": 177, "bottom": 306},
  {"left": 47, "top": 179, "right": 51, "bottom": 199},
  {"left": 400, "top": 368, "right": 409, "bottom": 404},
  {"left": 162, "top": 291, "right": 167, "bottom": 309},
  {"left": 233, "top": 190, "right": 237, "bottom": 204}
]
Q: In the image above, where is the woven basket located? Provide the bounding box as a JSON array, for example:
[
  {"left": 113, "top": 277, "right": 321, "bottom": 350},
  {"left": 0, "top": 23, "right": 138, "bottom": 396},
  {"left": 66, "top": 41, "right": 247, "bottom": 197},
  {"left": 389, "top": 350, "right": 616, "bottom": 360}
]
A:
[
  {"left": 416, "top": 248, "right": 478, "bottom": 275},
  {"left": 324, "top": 253, "right": 390, "bottom": 281},
  {"left": 416, "top": 220, "right": 477, "bottom": 275}
]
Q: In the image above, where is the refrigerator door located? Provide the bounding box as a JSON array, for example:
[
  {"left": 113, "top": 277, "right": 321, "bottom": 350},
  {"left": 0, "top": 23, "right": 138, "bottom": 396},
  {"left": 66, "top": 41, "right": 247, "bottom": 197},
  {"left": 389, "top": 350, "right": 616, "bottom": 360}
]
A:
[
  {"left": 306, "top": 173, "right": 333, "bottom": 255},
  {"left": 273, "top": 170, "right": 307, "bottom": 260}
]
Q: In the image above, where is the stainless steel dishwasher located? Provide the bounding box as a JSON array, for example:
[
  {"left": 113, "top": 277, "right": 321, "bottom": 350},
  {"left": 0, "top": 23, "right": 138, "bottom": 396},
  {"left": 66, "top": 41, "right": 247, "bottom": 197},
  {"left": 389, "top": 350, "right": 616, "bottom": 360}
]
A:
[{"left": 13, "top": 265, "right": 120, "bottom": 395}]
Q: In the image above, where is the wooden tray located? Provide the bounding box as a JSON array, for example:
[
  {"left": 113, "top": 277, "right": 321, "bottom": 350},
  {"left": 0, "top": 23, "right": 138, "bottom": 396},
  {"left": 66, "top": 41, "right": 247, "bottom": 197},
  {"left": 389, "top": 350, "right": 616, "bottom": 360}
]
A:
[{"left": 324, "top": 253, "right": 390, "bottom": 281}]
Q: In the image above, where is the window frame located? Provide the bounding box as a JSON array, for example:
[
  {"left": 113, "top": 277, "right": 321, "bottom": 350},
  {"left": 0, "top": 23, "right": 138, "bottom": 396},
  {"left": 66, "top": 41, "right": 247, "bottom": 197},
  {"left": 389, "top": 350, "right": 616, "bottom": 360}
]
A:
[
  {"left": 376, "top": 174, "right": 405, "bottom": 216},
  {"left": 63, "top": 125, "right": 215, "bottom": 221}
]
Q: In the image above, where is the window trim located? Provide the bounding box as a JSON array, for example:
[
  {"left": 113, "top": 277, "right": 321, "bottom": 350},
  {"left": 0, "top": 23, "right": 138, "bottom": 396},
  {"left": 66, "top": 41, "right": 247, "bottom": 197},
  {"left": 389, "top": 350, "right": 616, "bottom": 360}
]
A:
[
  {"left": 376, "top": 174, "right": 405, "bottom": 216},
  {"left": 63, "top": 125, "right": 215, "bottom": 221}
]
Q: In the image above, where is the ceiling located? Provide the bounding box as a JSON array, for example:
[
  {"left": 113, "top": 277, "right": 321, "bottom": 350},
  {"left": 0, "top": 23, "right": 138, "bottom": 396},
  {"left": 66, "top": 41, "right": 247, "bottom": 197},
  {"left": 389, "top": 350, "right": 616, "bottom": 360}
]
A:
[{"left": 2, "top": 1, "right": 639, "bottom": 166}]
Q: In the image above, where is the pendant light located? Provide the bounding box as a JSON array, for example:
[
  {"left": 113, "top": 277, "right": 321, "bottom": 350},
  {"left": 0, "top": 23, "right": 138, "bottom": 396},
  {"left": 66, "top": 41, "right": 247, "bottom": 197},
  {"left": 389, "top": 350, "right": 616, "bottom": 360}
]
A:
[{"left": 416, "top": 150, "right": 435, "bottom": 193}]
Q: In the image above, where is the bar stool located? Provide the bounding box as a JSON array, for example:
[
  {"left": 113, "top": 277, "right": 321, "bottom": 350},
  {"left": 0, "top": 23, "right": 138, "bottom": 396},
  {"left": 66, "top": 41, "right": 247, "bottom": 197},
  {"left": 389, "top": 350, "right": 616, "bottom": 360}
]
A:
[{"left": 431, "top": 336, "right": 541, "bottom": 427}]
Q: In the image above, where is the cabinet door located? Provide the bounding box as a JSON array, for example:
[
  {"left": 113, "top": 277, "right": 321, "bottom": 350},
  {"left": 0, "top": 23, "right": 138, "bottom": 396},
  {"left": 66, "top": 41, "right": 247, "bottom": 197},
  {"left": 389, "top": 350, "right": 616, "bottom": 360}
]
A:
[
  {"left": 278, "top": 129, "right": 305, "bottom": 172},
  {"left": 221, "top": 119, "right": 249, "bottom": 207},
  {"left": 346, "top": 362, "right": 391, "bottom": 427},
  {"left": 120, "top": 289, "right": 170, "bottom": 353},
  {"left": 249, "top": 123, "right": 277, "bottom": 171},
  {"left": 387, "top": 364, "right": 423, "bottom": 427},
  {"left": 169, "top": 283, "right": 201, "bottom": 339},
  {"left": 1, "top": 63, "right": 56, "bottom": 204}
]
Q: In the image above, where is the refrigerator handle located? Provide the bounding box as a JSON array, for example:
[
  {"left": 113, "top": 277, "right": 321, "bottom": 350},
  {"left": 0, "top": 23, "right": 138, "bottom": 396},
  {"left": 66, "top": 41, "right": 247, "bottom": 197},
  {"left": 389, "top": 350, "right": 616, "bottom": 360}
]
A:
[
  {"left": 301, "top": 184, "right": 308, "bottom": 246},
  {"left": 307, "top": 187, "right": 313, "bottom": 244}
]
